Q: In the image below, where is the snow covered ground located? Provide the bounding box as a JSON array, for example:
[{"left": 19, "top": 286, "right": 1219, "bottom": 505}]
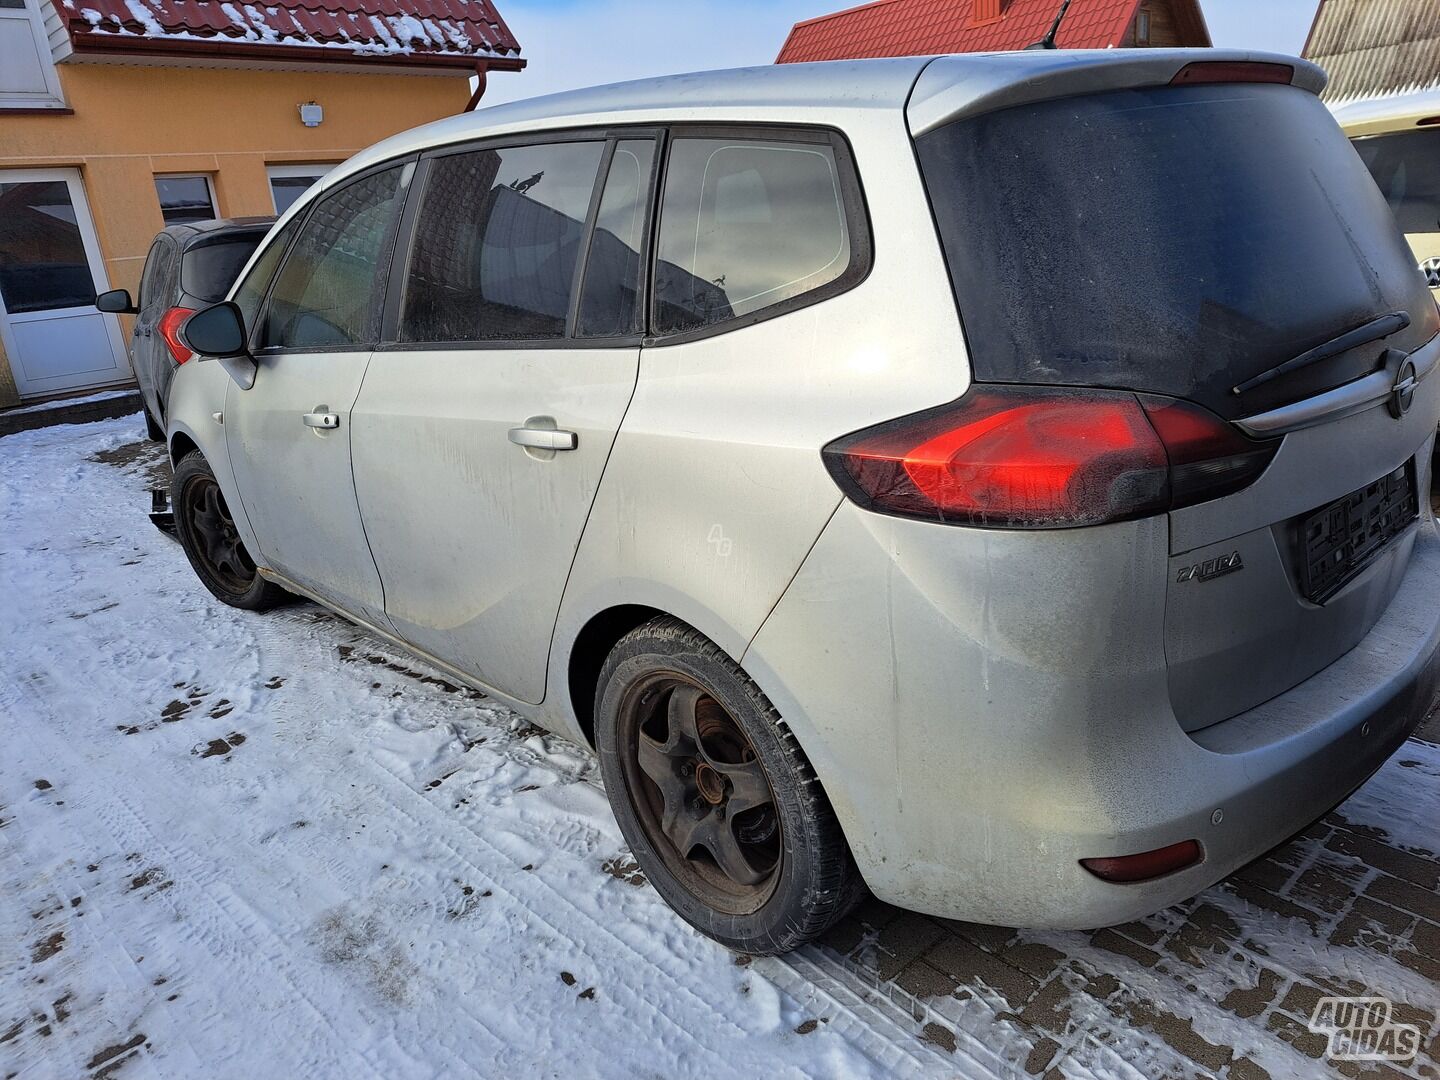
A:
[{"left": 2, "top": 414, "right": 1437, "bottom": 1080}]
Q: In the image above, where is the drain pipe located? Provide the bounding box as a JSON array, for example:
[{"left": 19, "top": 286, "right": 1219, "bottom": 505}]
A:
[{"left": 464, "top": 63, "right": 489, "bottom": 112}]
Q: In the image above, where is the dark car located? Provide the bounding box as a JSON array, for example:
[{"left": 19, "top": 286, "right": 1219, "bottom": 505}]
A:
[{"left": 98, "top": 217, "right": 275, "bottom": 440}]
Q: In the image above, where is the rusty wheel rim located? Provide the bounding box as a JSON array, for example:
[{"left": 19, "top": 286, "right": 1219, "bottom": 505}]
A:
[{"left": 619, "top": 672, "right": 782, "bottom": 913}]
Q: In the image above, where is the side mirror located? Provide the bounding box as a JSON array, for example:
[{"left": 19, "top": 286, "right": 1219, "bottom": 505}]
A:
[
  {"left": 96, "top": 288, "right": 137, "bottom": 315},
  {"left": 181, "top": 302, "right": 258, "bottom": 390}
]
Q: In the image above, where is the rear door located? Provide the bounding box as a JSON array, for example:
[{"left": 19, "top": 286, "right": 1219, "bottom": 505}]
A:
[
  {"left": 351, "top": 135, "right": 653, "bottom": 703},
  {"left": 913, "top": 70, "right": 1440, "bottom": 731},
  {"left": 225, "top": 161, "right": 411, "bottom": 628}
]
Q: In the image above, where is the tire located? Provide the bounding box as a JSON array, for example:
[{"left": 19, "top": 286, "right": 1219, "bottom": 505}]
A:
[
  {"left": 172, "top": 450, "right": 288, "bottom": 611},
  {"left": 595, "top": 616, "right": 864, "bottom": 954},
  {"left": 144, "top": 407, "right": 165, "bottom": 443}
]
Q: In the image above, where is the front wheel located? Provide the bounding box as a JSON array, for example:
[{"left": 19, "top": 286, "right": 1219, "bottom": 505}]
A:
[
  {"left": 595, "top": 617, "right": 863, "bottom": 954},
  {"left": 172, "top": 450, "right": 287, "bottom": 610}
]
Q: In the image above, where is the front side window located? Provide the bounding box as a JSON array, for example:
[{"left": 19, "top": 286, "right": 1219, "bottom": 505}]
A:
[
  {"left": 232, "top": 215, "right": 303, "bottom": 337},
  {"left": 262, "top": 166, "right": 406, "bottom": 349},
  {"left": 401, "top": 141, "right": 605, "bottom": 344},
  {"left": 137, "top": 239, "right": 174, "bottom": 315},
  {"left": 654, "top": 137, "right": 854, "bottom": 335}
]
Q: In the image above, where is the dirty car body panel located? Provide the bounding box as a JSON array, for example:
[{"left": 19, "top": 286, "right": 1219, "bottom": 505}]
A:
[{"left": 166, "top": 50, "right": 1440, "bottom": 933}]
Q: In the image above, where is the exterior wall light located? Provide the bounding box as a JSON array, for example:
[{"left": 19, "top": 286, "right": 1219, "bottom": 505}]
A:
[{"left": 298, "top": 102, "right": 323, "bottom": 127}]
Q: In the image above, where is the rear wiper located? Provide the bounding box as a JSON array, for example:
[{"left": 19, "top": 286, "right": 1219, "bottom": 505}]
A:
[{"left": 1232, "top": 311, "right": 1411, "bottom": 396}]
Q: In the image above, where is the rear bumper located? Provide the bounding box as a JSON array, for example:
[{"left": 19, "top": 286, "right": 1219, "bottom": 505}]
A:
[{"left": 744, "top": 504, "right": 1440, "bottom": 928}]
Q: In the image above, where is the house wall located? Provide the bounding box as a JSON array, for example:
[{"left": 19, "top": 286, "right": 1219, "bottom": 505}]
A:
[
  {"left": 1126, "top": 0, "right": 1198, "bottom": 47},
  {"left": 0, "top": 61, "right": 467, "bottom": 406}
]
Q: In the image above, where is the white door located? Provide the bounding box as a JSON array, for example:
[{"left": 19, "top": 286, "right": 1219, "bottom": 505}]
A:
[{"left": 0, "top": 168, "right": 131, "bottom": 398}]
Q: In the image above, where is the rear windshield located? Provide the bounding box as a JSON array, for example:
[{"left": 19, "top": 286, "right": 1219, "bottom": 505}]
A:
[
  {"left": 181, "top": 237, "right": 265, "bottom": 302},
  {"left": 1351, "top": 128, "right": 1440, "bottom": 236},
  {"left": 917, "top": 84, "right": 1438, "bottom": 418}
]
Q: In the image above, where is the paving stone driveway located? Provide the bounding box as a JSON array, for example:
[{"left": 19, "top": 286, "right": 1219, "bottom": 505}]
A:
[{"left": 815, "top": 700, "right": 1440, "bottom": 1079}]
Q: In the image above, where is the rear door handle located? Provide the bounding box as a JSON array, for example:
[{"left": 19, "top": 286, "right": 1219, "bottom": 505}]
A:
[
  {"left": 303, "top": 410, "right": 339, "bottom": 430},
  {"left": 508, "top": 426, "right": 577, "bottom": 451}
]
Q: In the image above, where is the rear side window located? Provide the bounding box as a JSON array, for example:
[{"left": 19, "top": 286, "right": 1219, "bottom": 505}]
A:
[
  {"left": 263, "top": 165, "right": 406, "bottom": 349},
  {"left": 654, "top": 136, "right": 856, "bottom": 335},
  {"left": 1351, "top": 129, "right": 1440, "bottom": 236},
  {"left": 401, "top": 141, "right": 605, "bottom": 343},
  {"left": 577, "top": 139, "right": 656, "bottom": 338},
  {"left": 181, "top": 238, "right": 264, "bottom": 303},
  {"left": 917, "top": 84, "right": 1439, "bottom": 418}
]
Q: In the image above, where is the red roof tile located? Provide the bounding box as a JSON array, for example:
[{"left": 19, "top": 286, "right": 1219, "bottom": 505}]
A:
[
  {"left": 57, "top": 0, "right": 524, "bottom": 69},
  {"left": 777, "top": 0, "right": 1156, "bottom": 63}
]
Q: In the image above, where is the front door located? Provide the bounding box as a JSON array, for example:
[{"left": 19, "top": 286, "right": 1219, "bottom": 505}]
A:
[
  {"left": 352, "top": 137, "right": 655, "bottom": 703},
  {"left": 0, "top": 169, "right": 130, "bottom": 398},
  {"left": 225, "top": 162, "right": 411, "bottom": 628}
]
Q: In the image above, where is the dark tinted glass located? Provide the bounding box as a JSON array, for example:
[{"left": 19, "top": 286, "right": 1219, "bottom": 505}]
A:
[
  {"left": 402, "top": 141, "right": 604, "bottom": 343},
  {"left": 263, "top": 167, "right": 404, "bottom": 349},
  {"left": 654, "top": 138, "right": 851, "bottom": 335},
  {"left": 181, "top": 238, "right": 264, "bottom": 302},
  {"left": 137, "top": 238, "right": 175, "bottom": 314},
  {"left": 233, "top": 216, "right": 301, "bottom": 336},
  {"left": 917, "top": 85, "right": 1439, "bottom": 418},
  {"left": 1352, "top": 129, "right": 1440, "bottom": 236},
  {"left": 577, "top": 140, "right": 655, "bottom": 337},
  {"left": 0, "top": 180, "right": 96, "bottom": 313},
  {"left": 155, "top": 176, "right": 214, "bottom": 225}
]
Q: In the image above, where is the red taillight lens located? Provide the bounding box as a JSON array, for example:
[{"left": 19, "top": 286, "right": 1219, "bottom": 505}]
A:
[
  {"left": 822, "top": 386, "right": 1277, "bottom": 530},
  {"left": 1081, "top": 840, "right": 1202, "bottom": 883},
  {"left": 1170, "top": 61, "right": 1294, "bottom": 86},
  {"left": 158, "top": 307, "right": 196, "bottom": 364}
]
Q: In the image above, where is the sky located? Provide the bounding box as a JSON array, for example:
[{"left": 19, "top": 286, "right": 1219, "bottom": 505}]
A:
[{"left": 480, "top": 0, "right": 1323, "bottom": 108}]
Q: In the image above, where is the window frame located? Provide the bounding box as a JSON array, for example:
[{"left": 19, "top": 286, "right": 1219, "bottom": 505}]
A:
[
  {"left": 265, "top": 163, "right": 338, "bottom": 215},
  {"left": 153, "top": 174, "right": 218, "bottom": 226},
  {"left": 379, "top": 126, "right": 664, "bottom": 353},
  {"left": 376, "top": 121, "right": 871, "bottom": 352},
  {"left": 644, "top": 124, "right": 872, "bottom": 349},
  {"left": 0, "top": 0, "right": 66, "bottom": 110},
  {"left": 251, "top": 156, "right": 417, "bottom": 357}
]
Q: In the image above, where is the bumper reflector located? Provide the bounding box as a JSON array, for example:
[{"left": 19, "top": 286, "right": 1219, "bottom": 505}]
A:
[{"left": 1080, "top": 840, "right": 1202, "bottom": 883}]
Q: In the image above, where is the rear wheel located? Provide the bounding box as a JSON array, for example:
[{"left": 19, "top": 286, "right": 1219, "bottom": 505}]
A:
[
  {"left": 172, "top": 450, "right": 287, "bottom": 610},
  {"left": 595, "top": 617, "right": 863, "bottom": 954}
]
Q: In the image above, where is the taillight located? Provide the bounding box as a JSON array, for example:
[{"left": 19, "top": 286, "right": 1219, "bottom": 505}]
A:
[
  {"left": 1169, "top": 61, "right": 1294, "bottom": 86},
  {"left": 158, "top": 307, "right": 196, "bottom": 364},
  {"left": 821, "top": 386, "right": 1278, "bottom": 530}
]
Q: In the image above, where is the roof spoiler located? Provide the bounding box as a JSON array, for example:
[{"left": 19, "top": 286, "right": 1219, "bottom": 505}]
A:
[{"left": 907, "top": 50, "right": 1328, "bottom": 136}]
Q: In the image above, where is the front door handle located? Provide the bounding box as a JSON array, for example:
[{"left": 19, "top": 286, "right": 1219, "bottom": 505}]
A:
[
  {"left": 508, "top": 426, "right": 577, "bottom": 451},
  {"left": 303, "top": 410, "right": 339, "bottom": 430}
]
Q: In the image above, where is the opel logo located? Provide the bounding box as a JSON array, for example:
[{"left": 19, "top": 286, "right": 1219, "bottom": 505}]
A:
[{"left": 1389, "top": 357, "right": 1417, "bottom": 419}]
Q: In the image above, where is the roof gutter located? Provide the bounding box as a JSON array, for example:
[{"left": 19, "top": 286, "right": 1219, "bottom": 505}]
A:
[{"left": 64, "top": 31, "right": 527, "bottom": 73}]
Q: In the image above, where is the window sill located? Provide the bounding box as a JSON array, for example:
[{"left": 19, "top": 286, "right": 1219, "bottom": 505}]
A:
[{"left": 0, "top": 105, "right": 74, "bottom": 116}]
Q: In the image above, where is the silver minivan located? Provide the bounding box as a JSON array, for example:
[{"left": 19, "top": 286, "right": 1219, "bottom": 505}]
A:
[{"left": 168, "top": 50, "right": 1440, "bottom": 954}]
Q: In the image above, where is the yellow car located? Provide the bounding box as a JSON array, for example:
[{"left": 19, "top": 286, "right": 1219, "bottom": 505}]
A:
[{"left": 1334, "top": 89, "right": 1440, "bottom": 299}]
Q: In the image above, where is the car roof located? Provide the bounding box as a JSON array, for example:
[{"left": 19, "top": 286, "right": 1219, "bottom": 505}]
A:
[
  {"left": 1331, "top": 87, "right": 1440, "bottom": 138},
  {"left": 265, "top": 49, "right": 1323, "bottom": 244},
  {"left": 161, "top": 217, "right": 277, "bottom": 247}
]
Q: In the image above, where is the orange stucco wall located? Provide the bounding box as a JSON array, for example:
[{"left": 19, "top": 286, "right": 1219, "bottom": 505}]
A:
[{"left": 0, "top": 60, "right": 469, "bottom": 405}]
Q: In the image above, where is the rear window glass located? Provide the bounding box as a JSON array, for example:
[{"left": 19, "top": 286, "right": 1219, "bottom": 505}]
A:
[
  {"left": 917, "top": 84, "right": 1438, "bottom": 418},
  {"left": 181, "top": 238, "right": 264, "bottom": 302},
  {"left": 1351, "top": 128, "right": 1440, "bottom": 237}
]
